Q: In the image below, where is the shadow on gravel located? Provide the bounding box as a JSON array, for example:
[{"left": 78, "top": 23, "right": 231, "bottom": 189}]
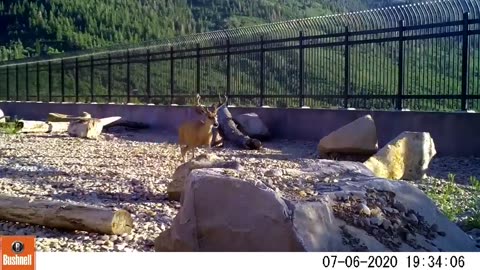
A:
[{"left": 105, "top": 129, "right": 178, "bottom": 145}]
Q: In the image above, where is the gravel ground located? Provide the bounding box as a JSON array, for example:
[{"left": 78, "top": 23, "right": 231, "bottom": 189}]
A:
[{"left": 0, "top": 130, "right": 479, "bottom": 251}]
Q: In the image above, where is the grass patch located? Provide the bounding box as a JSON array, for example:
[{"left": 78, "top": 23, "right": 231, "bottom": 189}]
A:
[
  {"left": 425, "top": 173, "right": 480, "bottom": 230},
  {"left": 0, "top": 121, "right": 22, "bottom": 134}
]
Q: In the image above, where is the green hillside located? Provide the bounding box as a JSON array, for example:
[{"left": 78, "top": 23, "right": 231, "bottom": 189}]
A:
[{"left": 0, "top": 0, "right": 416, "bottom": 60}]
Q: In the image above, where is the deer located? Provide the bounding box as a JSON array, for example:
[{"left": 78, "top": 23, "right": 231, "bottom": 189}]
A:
[{"left": 177, "top": 94, "right": 228, "bottom": 162}]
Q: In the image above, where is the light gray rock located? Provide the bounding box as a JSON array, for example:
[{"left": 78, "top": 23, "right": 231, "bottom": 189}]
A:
[
  {"left": 233, "top": 112, "right": 271, "bottom": 140},
  {"left": 154, "top": 160, "right": 479, "bottom": 252}
]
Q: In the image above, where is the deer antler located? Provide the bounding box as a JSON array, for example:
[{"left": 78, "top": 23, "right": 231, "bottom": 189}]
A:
[
  {"left": 214, "top": 94, "right": 228, "bottom": 113},
  {"left": 195, "top": 94, "right": 208, "bottom": 114}
]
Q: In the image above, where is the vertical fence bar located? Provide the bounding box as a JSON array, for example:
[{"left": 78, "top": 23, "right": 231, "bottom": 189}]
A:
[
  {"left": 6, "top": 66, "right": 9, "bottom": 100},
  {"left": 61, "top": 58, "right": 65, "bottom": 102},
  {"left": 90, "top": 55, "right": 94, "bottom": 102},
  {"left": 299, "top": 31, "right": 304, "bottom": 108},
  {"left": 25, "top": 64, "right": 29, "bottom": 101},
  {"left": 260, "top": 36, "right": 265, "bottom": 107},
  {"left": 344, "top": 26, "right": 350, "bottom": 108},
  {"left": 15, "top": 64, "right": 19, "bottom": 101},
  {"left": 36, "top": 62, "right": 40, "bottom": 101},
  {"left": 146, "top": 49, "right": 151, "bottom": 104},
  {"left": 226, "top": 38, "right": 231, "bottom": 97},
  {"left": 75, "top": 58, "right": 79, "bottom": 103},
  {"left": 397, "top": 20, "right": 405, "bottom": 110},
  {"left": 48, "top": 61, "right": 52, "bottom": 102},
  {"left": 170, "top": 46, "right": 174, "bottom": 104},
  {"left": 126, "top": 50, "right": 131, "bottom": 103},
  {"left": 196, "top": 43, "right": 201, "bottom": 95},
  {"left": 108, "top": 53, "right": 112, "bottom": 103},
  {"left": 461, "top": 12, "right": 469, "bottom": 111}
]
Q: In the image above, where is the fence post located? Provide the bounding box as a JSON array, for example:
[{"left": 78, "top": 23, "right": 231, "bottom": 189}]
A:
[
  {"left": 6, "top": 66, "right": 9, "bottom": 100},
  {"left": 196, "top": 43, "right": 201, "bottom": 95},
  {"left": 226, "top": 38, "right": 231, "bottom": 98},
  {"left": 61, "top": 58, "right": 65, "bottom": 102},
  {"left": 90, "top": 55, "right": 94, "bottom": 102},
  {"left": 48, "top": 61, "right": 52, "bottom": 102},
  {"left": 15, "top": 64, "right": 19, "bottom": 101},
  {"left": 397, "top": 20, "right": 405, "bottom": 110},
  {"left": 126, "top": 50, "right": 131, "bottom": 104},
  {"left": 299, "top": 31, "right": 304, "bottom": 108},
  {"left": 36, "top": 62, "right": 40, "bottom": 101},
  {"left": 461, "top": 12, "right": 469, "bottom": 111},
  {"left": 146, "top": 49, "right": 151, "bottom": 104},
  {"left": 25, "top": 64, "right": 29, "bottom": 101},
  {"left": 108, "top": 53, "right": 112, "bottom": 103},
  {"left": 260, "top": 36, "right": 265, "bottom": 107},
  {"left": 344, "top": 26, "right": 350, "bottom": 108},
  {"left": 75, "top": 57, "right": 79, "bottom": 103},
  {"left": 170, "top": 46, "right": 174, "bottom": 104}
]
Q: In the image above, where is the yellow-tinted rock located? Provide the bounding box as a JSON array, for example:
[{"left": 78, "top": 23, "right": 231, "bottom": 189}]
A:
[
  {"left": 318, "top": 114, "right": 378, "bottom": 155},
  {"left": 364, "top": 131, "right": 436, "bottom": 180}
]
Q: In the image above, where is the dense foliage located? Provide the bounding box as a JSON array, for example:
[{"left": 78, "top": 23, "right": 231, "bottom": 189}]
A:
[{"left": 0, "top": 0, "right": 416, "bottom": 60}]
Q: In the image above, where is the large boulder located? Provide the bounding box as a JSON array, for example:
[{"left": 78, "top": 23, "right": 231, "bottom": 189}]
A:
[
  {"left": 234, "top": 112, "right": 271, "bottom": 140},
  {"left": 364, "top": 131, "right": 436, "bottom": 181},
  {"left": 318, "top": 114, "right": 378, "bottom": 156},
  {"left": 154, "top": 160, "right": 478, "bottom": 252},
  {"left": 167, "top": 154, "right": 242, "bottom": 202}
]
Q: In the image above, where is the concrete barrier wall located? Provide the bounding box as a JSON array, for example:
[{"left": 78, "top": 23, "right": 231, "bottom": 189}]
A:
[{"left": 1, "top": 101, "right": 478, "bottom": 157}]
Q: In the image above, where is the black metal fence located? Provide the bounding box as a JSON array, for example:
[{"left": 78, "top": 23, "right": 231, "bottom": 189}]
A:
[{"left": 0, "top": 0, "right": 480, "bottom": 111}]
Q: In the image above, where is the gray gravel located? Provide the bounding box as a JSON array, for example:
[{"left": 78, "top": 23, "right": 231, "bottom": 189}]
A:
[{"left": 0, "top": 130, "right": 478, "bottom": 251}]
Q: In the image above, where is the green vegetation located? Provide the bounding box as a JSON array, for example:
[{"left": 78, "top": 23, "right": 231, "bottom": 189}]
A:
[
  {"left": 425, "top": 174, "right": 480, "bottom": 230},
  {"left": 0, "top": 120, "right": 21, "bottom": 134}
]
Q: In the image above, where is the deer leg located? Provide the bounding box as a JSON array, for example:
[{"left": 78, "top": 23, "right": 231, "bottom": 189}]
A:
[{"left": 180, "top": 146, "right": 188, "bottom": 163}]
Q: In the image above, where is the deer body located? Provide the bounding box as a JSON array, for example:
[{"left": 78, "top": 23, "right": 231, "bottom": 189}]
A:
[{"left": 177, "top": 94, "right": 227, "bottom": 162}]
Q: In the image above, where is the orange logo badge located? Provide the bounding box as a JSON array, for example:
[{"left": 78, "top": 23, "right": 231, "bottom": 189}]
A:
[{"left": 0, "top": 236, "right": 35, "bottom": 270}]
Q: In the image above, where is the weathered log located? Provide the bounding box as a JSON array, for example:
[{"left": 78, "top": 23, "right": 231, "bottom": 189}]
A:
[
  {"left": 47, "top": 112, "right": 92, "bottom": 122},
  {"left": 0, "top": 194, "right": 134, "bottom": 235},
  {"left": 17, "top": 120, "right": 70, "bottom": 133},
  {"left": 217, "top": 106, "right": 261, "bottom": 150},
  {"left": 68, "top": 117, "right": 121, "bottom": 139}
]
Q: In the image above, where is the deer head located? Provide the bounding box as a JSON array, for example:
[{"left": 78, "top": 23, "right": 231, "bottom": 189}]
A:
[{"left": 195, "top": 94, "right": 228, "bottom": 128}]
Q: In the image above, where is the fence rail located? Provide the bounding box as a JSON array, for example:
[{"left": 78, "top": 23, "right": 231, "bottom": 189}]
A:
[{"left": 0, "top": 0, "right": 480, "bottom": 111}]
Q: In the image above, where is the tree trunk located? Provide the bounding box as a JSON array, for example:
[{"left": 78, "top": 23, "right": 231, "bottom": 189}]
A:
[
  {"left": 47, "top": 112, "right": 92, "bottom": 122},
  {"left": 17, "top": 121, "right": 70, "bottom": 133},
  {"left": 217, "top": 106, "right": 261, "bottom": 150},
  {"left": 0, "top": 195, "right": 134, "bottom": 235}
]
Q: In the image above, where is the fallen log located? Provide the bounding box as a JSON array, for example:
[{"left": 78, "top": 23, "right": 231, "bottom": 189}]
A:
[
  {"left": 217, "top": 106, "right": 261, "bottom": 150},
  {"left": 0, "top": 194, "right": 134, "bottom": 235},
  {"left": 17, "top": 120, "right": 71, "bottom": 133},
  {"left": 47, "top": 112, "right": 92, "bottom": 122},
  {"left": 68, "top": 117, "right": 121, "bottom": 139}
]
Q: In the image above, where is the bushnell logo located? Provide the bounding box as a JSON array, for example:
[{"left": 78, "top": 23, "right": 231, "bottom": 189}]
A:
[{"left": 11, "top": 241, "right": 24, "bottom": 254}]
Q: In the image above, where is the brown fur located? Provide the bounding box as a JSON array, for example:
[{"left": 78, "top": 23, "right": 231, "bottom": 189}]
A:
[{"left": 177, "top": 94, "right": 227, "bottom": 162}]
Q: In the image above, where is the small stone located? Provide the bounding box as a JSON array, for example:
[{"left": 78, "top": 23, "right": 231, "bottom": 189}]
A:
[
  {"left": 406, "top": 233, "right": 415, "bottom": 242},
  {"left": 95, "top": 240, "right": 105, "bottom": 245},
  {"left": 350, "top": 191, "right": 365, "bottom": 200},
  {"left": 384, "top": 207, "right": 399, "bottom": 214},
  {"left": 265, "top": 169, "right": 283, "bottom": 177},
  {"left": 359, "top": 203, "right": 371, "bottom": 216},
  {"left": 125, "top": 235, "right": 134, "bottom": 241},
  {"left": 393, "top": 200, "right": 406, "bottom": 213},
  {"left": 299, "top": 190, "right": 307, "bottom": 197},
  {"left": 110, "top": 235, "right": 118, "bottom": 241},
  {"left": 100, "top": 235, "right": 110, "bottom": 241},
  {"left": 382, "top": 219, "right": 392, "bottom": 230},
  {"left": 407, "top": 213, "right": 419, "bottom": 224},
  {"left": 370, "top": 207, "right": 382, "bottom": 217},
  {"left": 369, "top": 217, "right": 383, "bottom": 226}
]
